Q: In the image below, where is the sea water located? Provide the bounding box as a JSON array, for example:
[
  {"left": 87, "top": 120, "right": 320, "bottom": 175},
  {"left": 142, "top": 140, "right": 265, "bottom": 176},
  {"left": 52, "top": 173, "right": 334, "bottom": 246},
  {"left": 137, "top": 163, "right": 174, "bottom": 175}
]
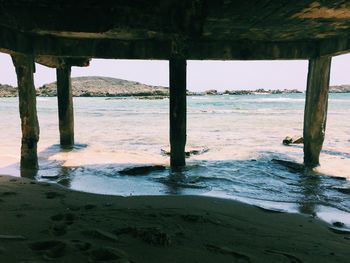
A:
[{"left": 1, "top": 93, "right": 350, "bottom": 226}]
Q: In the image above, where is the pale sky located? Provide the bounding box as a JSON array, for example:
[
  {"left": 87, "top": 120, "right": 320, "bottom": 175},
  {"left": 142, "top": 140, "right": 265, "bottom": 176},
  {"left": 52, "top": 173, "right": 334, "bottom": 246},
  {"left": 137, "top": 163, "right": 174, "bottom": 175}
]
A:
[{"left": 1, "top": 53, "right": 350, "bottom": 91}]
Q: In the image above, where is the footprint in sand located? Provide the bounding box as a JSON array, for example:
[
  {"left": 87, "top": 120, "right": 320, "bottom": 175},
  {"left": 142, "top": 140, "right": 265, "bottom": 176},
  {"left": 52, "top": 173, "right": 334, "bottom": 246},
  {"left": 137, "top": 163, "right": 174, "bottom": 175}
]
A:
[
  {"left": 113, "top": 227, "right": 171, "bottom": 246},
  {"left": 1, "top": 191, "right": 17, "bottom": 197},
  {"left": 90, "top": 247, "right": 129, "bottom": 262},
  {"left": 81, "top": 229, "right": 119, "bottom": 242},
  {"left": 265, "top": 249, "right": 303, "bottom": 263},
  {"left": 50, "top": 212, "right": 76, "bottom": 225},
  {"left": 45, "top": 191, "right": 64, "bottom": 199},
  {"left": 50, "top": 213, "right": 64, "bottom": 221},
  {"left": 28, "top": 240, "right": 66, "bottom": 259},
  {"left": 84, "top": 204, "right": 97, "bottom": 210},
  {"left": 15, "top": 213, "right": 25, "bottom": 218},
  {"left": 206, "top": 244, "right": 251, "bottom": 262},
  {"left": 50, "top": 222, "right": 67, "bottom": 236},
  {"left": 67, "top": 205, "right": 81, "bottom": 211},
  {"left": 181, "top": 214, "right": 204, "bottom": 222},
  {"left": 0, "top": 246, "right": 5, "bottom": 254},
  {"left": 64, "top": 213, "right": 76, "bottom": 225},
  {"left": 70, "top": 239, "right": 91, "bottom": 252}
]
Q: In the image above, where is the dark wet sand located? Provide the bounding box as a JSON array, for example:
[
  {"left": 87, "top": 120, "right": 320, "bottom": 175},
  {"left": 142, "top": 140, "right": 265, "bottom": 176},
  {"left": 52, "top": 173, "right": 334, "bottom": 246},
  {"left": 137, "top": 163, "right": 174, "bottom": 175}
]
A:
[{"left": 0, "top": 175, "right": 349, "bottom": 262}]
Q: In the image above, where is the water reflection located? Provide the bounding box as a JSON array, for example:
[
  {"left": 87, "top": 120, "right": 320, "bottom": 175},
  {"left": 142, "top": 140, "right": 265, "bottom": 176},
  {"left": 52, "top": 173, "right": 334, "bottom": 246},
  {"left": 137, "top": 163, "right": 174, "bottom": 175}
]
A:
[
  {"left": 297, "top": 170, "right": 322, "bottom": 215},
  {"left": 162, "top": 170, "right": 187, "bottom": 195},
  {"left": 20, "top": 168, "right": 38, "bottom": 179},
  {"left": 56, "top": 166, "right": 73, "bottom": 188},
  {"left": 39, "top": 143, "right": 88, "bottom": 159},
  {"left": 18, "top": 143, "right": 87, "bottom": 182}
]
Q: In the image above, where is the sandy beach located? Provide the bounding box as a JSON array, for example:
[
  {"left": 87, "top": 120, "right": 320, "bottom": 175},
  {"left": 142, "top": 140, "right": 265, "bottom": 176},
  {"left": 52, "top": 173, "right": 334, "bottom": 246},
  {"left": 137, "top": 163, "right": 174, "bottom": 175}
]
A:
[{"left": 0, "top": 175, "right": 349, "bottom": 263}]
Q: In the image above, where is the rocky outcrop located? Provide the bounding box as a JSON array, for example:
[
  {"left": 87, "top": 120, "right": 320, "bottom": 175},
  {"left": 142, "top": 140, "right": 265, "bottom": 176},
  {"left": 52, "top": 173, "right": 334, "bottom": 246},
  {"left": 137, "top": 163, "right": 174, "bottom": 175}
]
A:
[
  {"left": 119, "top": 165, "right": 166, "bottom": 176},
  {"left": 204, "top": 89, "right": 218, "bottom": 95},
  {"left": 223, "top": 89, "right": 302, "bottom": 95},
  {"left": 329, "top": 85, "right": 350, "bottom": 93},
  {"left": 282, "top": 136, "right": 303, "bottom": 145},
  {"left": 161, "top": 146, "right": 209, "bottom": 157},
  {"left": 2, "top": 78, "right": 350, "bottom": 98},
  {"left": 0, "top": 84, "right": 17, "bottom": 97},
  {"left": 37, "top": 76, "right": 169, "bottom": 97},
  {"left": 223, "top": 90, "right": 252, "bottom": 95}
]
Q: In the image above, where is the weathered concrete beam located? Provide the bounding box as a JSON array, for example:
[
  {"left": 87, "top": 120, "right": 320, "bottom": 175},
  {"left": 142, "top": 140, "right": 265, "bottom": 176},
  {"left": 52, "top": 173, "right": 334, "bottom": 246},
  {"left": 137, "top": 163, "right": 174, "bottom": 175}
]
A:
[
  {"left": 11, "top": 54, "right": 40, "bottom": 169},
  {"left": 303, "top": 56, "right": 331, "bottom": 168},
  {"left": 3, "top": 23, "right": 350, "bottom": 60},
  {"left": 0, "top": 26, "right": 172, "bottom": 59},
  {"left": 188, "top": 39, "right": 318, "bottom": 60},
  {"left": 35, "top": 56, "right": 90, "bottom": 68},
  {"left": 64, "top": 57, "right": 91, "bottom": 68},
  {"left": 0, "top": 25, "right": 346, "bottom": 60},
  {"left": 169, "top": 57, "right": 187, "bottom": 169},
  {"left": 0, "top": 25, "right": 316, "bottom": 59},
  {"left": 35, "top": 56, "right": 66, "bottom": 68},
  {"left": 319, "top": 34, "right": 350, "bottom": 57},
  {"left": 57, "top": 66, "right": 74, "bottom": 147}
]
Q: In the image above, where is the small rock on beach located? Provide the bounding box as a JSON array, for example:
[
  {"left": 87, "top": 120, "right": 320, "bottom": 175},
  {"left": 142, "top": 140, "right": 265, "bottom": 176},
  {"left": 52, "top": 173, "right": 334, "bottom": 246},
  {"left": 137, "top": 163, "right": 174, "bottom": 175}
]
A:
[
  {"left": 119, "top": 165, "right": 166, "bottom": 176},
  {"left": 283, "top": 136, "right": 303, "bottom": 145}
]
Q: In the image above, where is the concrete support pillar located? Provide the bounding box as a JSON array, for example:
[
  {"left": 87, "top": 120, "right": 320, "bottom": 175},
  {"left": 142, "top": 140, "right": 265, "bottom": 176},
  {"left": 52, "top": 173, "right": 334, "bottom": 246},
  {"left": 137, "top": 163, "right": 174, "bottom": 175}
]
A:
[
  {"left": 12, "top": 54, "right": 40, "bottom": 169},
  {"left": 57, "top": 66, "right": 74, "bottom": 147},
  {"left": 169, "top": 58, "right": 187, "bottom": 170},
  {"left": 303, "top": 56, "right": 332, "bottom": 168}
]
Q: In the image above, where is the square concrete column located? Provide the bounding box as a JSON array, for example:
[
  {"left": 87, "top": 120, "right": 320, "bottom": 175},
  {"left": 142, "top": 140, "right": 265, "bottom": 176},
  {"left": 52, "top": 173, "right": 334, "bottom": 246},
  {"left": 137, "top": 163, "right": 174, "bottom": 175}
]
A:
[
  {"left": 57, "top": 66, "right": 74, "bottom": 147},
  {"left": 303, "top": 56, "right": 331, "bottom": 168},
  {"left": 12, "top": 54, "right": 40, "bottom": 169},
  {"left": 169, "top": 58, "right": 187, "bottom": 170}
]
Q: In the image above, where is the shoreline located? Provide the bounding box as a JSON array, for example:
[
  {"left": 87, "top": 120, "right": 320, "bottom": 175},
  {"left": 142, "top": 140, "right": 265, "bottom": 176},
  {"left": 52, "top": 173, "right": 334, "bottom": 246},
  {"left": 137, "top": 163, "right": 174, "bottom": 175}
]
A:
[
  {"left": 0, "top": 174, "right": 349, "bottom": 262},
  {"left": 1, "top": 75, "right": 350, "bottom": 98},
  {"left": 2, "top": 91, "right": 350, "bottom": 99}
]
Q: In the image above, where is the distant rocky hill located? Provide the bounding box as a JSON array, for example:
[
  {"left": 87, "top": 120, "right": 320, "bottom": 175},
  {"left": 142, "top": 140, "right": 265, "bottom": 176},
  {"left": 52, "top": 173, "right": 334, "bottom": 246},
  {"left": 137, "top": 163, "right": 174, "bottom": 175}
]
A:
[
  {"left": 1, "top": 77, "right": 350, "bottom": 98},
  {"left": 37, "top": 76, "right": 169, "bottom": 97},
  {"left": 199, "top": 85, "right": 350, "bottom": 95},
  {"left": 329, "top": 85, "right": 350, "bottom": 93},
  {"left": 0, "top": 84, "right": 17, "bottom": 97},
  {"left": 198, "top": 88, "right": 302, "bottom": 96}
]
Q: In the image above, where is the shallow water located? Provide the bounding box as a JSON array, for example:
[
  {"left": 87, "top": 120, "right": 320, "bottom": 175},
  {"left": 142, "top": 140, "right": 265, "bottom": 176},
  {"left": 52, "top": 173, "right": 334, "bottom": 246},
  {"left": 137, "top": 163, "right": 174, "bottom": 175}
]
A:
[{"left": 1, "top": 94, "right": 350, "bottom": 226}]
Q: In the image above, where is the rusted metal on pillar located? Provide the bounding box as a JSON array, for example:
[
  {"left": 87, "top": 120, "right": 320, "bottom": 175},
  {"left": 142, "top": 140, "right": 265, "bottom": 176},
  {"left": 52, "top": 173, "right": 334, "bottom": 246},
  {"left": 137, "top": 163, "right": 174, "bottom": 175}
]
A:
[
  {"left": 57, "top": 65, "right": 74, "bottom": 147},
  {"left": 12, "top": 54, "right": 39, "bottom": 169},
  {"left": 303, "top": 56, "right": 332, "bottom": 168}
]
